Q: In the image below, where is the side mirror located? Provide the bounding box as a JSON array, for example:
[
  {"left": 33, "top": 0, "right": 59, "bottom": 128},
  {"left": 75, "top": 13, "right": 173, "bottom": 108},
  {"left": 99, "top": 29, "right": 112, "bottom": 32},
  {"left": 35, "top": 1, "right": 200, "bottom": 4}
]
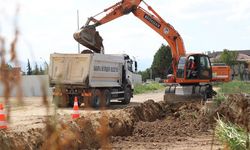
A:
[{"left": 135, "top": 61, "right": 138, "bottom": 72}]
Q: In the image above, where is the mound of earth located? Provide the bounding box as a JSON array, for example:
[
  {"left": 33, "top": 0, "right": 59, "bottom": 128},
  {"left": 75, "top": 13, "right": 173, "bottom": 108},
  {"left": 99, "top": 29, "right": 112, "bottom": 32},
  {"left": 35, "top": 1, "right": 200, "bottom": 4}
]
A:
[
  {"left": 0, "top": 118, "right": 100, "bottom": 150},
  {"left": 0, "top": 100, "right": 166, "bottom": 149},
  {"left": 216, "top": 94, "right": 250, "bottom": 130},
  {"left": 111, "top": 101, "right": 215, "bottom": 144},
  {"left": 1, "top": 94, "right": 248, "bottom": 150}
]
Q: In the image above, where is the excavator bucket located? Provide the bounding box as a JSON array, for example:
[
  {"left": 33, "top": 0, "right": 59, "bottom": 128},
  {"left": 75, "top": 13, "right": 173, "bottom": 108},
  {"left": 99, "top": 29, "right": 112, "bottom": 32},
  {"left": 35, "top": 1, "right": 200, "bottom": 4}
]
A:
[{"left": 73, "top": 26, "right": 104, "bottom": 53}]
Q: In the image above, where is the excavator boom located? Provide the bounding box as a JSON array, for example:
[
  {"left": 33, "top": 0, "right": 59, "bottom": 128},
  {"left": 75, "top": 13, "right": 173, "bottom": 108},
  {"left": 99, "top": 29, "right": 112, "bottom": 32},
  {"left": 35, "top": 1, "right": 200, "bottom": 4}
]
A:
[{"left": 74, "top": 0, "right": 185, "bottom": 76}]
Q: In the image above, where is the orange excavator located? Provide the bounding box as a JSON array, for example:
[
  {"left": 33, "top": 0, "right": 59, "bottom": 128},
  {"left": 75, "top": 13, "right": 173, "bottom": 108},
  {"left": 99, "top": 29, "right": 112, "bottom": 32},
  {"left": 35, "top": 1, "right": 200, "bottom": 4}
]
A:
[{"left": 74, "top": 0, "right": 230, "bottom": 101}]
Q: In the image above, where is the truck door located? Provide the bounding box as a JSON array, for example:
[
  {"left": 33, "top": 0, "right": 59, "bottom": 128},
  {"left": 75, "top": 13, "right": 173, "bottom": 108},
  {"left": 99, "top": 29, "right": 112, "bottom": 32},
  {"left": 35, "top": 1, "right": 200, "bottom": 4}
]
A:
[{"left": 125, "top": 59, "right": 134, "bottom": 84}]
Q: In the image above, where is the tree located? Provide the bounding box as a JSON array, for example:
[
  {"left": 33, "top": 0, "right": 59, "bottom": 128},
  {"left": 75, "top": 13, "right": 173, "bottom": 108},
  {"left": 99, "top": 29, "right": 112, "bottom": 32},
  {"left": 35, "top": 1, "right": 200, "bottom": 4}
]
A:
[
  {"left": 43, "top": 61, "right": 49, "bottom": 74},
  {"left": 39, "top": 66, "right": 44, "bottom": 75},
  {"left": 219, "top": 49, "right": 238, "bottom": 66},
  {"left": 27, "top": 59, "right": 32, "bottom": 75},
  {"left": 151, "top": 44, "right": 172, "bottom": 79},
  {"left": 138, "top": 68, "right": 151, "bottom": 82},
  {"left": 33, "top": 63, "right": 39, "bottom": 75}
]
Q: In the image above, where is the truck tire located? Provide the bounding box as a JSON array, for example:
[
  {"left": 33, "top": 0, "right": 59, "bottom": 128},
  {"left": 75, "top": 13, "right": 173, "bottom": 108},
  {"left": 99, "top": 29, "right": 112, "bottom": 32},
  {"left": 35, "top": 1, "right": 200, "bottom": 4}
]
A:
[
  {"left": 104, "top": 89, "right": 111, "bottom": 107},
  {"left": 91, "top": 89, "right": 101, "bottom": 108},
  {"left": 121, "top": 86, "right": 132, "bottom": 104}
]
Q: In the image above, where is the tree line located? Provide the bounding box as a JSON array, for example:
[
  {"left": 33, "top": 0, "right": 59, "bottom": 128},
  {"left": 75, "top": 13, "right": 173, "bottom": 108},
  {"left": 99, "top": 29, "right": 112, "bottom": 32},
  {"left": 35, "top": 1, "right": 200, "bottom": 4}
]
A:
[{"left": 26, "top": 59, "right": 48, "bottom": 75}]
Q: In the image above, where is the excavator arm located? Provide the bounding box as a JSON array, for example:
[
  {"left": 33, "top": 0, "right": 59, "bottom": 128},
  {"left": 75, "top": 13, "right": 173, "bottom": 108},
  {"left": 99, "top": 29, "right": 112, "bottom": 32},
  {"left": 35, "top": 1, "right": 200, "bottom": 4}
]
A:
[{"left": 74, "top": 0, "right": 186, "bottom": 77}]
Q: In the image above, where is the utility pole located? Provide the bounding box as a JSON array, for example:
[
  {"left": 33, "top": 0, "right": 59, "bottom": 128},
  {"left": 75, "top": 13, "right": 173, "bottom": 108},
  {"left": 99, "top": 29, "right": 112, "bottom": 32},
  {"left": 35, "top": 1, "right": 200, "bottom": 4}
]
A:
[{"left": 77, "top": 10, "right": 80, "bottom": 54}]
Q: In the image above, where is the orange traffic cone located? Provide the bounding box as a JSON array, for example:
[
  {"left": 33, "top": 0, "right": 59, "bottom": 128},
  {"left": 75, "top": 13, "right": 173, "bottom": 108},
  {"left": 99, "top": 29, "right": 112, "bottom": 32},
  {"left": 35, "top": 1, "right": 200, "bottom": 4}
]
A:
[
  {"left": 0, "top": 103, "right": 7, "bottom": 129},
  {"left": 72, "top": 97, "right": 80, "bottom": 119}
]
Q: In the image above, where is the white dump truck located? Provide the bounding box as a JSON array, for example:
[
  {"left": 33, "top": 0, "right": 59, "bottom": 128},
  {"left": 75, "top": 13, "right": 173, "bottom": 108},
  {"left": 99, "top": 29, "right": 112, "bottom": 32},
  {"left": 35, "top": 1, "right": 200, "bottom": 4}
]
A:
[{"left": 49, "top": 52, "right": 141, "bottom": 107}]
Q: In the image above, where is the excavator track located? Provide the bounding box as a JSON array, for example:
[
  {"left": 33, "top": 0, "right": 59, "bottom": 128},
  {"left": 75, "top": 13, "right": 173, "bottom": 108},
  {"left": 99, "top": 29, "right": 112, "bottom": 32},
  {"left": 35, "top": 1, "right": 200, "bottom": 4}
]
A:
[{"left": 73, "top": 26, "right": 104, "bottom": 53}]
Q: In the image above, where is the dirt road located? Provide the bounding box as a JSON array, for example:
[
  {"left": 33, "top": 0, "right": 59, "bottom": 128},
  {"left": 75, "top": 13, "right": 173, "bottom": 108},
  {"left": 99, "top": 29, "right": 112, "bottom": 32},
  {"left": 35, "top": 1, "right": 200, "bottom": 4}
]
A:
[
  {"left": 5, "top": 90, "right": 164, "bottom": 131},
  {"left": 1, "top": 90, "right": 223, "bottom": 149}
]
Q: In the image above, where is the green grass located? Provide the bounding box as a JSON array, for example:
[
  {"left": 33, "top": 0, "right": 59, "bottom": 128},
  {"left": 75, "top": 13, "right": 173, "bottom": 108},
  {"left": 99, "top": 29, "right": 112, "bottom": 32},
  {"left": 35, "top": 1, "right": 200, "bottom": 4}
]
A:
[
  {"left": 215, "top": 119, "right": 250, "bottom": 150},
  {"left": 213, "top": 92, "right": 226, "bottom": 106},
  {"left": 134, "top": 82, "right": 165, "bottom": 95},
  {"left": 217, "top": 81, "right": 250, "bottom": 94}
]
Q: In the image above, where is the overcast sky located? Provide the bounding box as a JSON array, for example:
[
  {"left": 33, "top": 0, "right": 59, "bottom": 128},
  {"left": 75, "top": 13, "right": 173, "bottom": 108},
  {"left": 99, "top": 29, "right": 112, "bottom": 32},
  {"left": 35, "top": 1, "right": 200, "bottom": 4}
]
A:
[{"left": 1, "top": 0, "right": 250, "bottom": 70}]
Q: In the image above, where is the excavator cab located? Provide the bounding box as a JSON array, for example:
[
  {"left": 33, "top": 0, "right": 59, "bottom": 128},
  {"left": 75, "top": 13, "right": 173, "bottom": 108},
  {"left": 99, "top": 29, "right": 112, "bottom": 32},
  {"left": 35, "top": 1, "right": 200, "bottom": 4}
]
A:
[
  {"left": 164, "top": 54, "right": 214, "bottom": 102},
  {"left": 176, "top": 54, "right": 212, "bottom": 84}
]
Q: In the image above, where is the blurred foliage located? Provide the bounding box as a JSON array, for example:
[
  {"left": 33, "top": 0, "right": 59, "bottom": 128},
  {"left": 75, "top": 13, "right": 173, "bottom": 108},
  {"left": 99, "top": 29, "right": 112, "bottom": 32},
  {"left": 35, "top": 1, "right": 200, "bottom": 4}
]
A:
[{"left": 216, "top": 119, "right": 250, "bottom": 150}]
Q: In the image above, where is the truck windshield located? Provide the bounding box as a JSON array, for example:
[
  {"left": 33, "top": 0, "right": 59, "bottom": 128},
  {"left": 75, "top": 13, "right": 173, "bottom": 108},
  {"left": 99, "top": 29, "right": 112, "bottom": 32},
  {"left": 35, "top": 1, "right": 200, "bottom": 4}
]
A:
[{"left": 127, "top": 60, "right": 133, "bottom": 72}]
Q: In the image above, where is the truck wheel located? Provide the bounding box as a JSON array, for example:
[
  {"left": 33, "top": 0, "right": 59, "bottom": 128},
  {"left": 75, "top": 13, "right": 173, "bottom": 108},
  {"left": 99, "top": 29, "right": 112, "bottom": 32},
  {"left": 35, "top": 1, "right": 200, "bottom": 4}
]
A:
[
  {"left": 104, "top": 89, "right": 111, "bottom": 107},
  {"left": 122, "top": 86, "right": 131, "bottom": 104},
  {"left": 91, "top": 89, "right": 101, "bottom": 108}
]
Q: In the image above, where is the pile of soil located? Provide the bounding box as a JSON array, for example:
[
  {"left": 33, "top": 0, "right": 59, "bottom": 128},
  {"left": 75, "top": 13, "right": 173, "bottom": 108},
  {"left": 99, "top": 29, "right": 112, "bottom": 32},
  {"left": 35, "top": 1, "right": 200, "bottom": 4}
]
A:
[
  {"left": 0, "top": 118, "right": 100, "bottom": 150},
  {"left": 0, "top": 100, "right": 166, "bottom": 149},
  {"left": 111, "top": 101, "right": 215, "bottom": 144},
  {"left": 110, "top": 94, "right": 250, "bottom": 149},
  {"left": 108, "top": 100, "right": 165, "bottom": 136},
  {"left": 216, "top": 94, "right": 250, "bottom": 130},
  {"left": 1, "top": 94, "right": 248, "bottom": 149}
]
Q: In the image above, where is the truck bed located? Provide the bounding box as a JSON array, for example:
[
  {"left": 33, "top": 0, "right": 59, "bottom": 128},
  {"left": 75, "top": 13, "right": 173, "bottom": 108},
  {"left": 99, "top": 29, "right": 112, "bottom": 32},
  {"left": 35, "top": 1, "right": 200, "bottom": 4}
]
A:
[{"left": 49, "top": 53, "right": 124, "bottom": 87}]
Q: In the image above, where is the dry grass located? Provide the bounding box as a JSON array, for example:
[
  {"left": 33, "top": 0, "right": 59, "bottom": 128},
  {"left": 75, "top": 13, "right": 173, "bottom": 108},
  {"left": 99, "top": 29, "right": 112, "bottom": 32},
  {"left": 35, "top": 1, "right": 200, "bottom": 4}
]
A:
[{"left": 0, "top": 5, "right": 23, "bottom": 121}]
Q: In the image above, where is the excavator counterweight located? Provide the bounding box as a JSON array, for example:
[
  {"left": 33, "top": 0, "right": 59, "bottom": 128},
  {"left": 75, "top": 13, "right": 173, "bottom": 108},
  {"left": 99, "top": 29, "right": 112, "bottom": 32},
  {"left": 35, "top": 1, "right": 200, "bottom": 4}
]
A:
[{"left": 74, "top": 26, "right": 104, "bottom": 53}]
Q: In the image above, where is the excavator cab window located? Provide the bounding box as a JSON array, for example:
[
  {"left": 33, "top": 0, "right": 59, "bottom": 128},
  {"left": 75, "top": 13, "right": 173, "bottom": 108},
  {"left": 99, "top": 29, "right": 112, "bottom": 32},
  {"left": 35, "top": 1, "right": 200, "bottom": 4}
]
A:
[
  {"left": 186, "top": 56, "right": 198, "bottom": 79},
  {"left": 184, "top": 54, "right": 212, "bottom": 80},
  {"left": 198, "top": 55, "right": 212, "bottom": 79},
  {"left": 177, "top": 57, "right": 186, "bottom": 78}
]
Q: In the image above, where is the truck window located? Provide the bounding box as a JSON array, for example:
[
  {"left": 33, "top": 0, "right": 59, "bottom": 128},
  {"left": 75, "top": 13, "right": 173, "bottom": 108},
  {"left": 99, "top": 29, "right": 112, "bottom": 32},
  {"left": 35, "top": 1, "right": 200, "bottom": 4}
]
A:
[{"left": 127, "top": 60, "right": 133, "bottom": 72}]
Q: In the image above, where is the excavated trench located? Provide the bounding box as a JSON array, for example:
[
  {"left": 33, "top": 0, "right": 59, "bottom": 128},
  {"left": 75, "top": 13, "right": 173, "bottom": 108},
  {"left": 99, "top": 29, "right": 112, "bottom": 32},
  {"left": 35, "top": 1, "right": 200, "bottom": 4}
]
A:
[{"left": 0, "top": 94, "right": 249, "bottom": 150}]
